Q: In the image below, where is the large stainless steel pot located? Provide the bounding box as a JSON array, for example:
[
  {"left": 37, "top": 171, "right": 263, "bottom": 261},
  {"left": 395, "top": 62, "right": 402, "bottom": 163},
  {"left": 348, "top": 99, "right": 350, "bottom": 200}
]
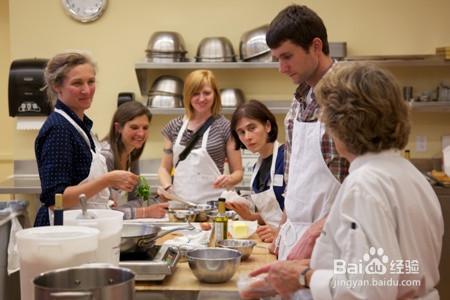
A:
[
  {"left": 33, "top": 266, "right": 135, "bottom": 300},
  {"left": 120, "top": 223, "right": 194, "bottom": 253}
]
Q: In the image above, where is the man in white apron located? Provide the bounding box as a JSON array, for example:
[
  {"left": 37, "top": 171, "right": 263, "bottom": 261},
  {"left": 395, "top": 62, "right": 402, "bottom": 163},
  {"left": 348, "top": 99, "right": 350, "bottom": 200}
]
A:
[
  {"left": 266, "top": 5, "right": 349, "bottom": 263},
  {"left": 239, "top": 6, "right": 347, "bottom": 299},
  {"left": 172, "top": 117, "right": 225, "bottom": 204}
]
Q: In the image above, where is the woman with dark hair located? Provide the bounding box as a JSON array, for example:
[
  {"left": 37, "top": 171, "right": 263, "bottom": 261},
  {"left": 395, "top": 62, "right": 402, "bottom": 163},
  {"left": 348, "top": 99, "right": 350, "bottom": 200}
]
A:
[
  {"left": 229, "top": 100, "right": 285, "bottom": 243},
  {"left": 101, "top": 101, "right": 168, "bottom": 219}
]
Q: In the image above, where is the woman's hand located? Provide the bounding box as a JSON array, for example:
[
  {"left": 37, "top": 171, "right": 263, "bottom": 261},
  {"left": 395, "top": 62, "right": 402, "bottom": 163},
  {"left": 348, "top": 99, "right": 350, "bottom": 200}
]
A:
[
  {"left": 156, "top": 185, "right": 173, "bottom": 202},
  {"left": 144, "top": 202, "right": 169, "bottom": 218},
  {"left": 212, "top": 174, "right": 232, "bottom": 189},
  {"left": 226, "top": 199, "right": 257, "bottom": 221},
  {"left": 107, "top": 171, "right": 138, "bottom": 191},
  {"left": 256, "top": 225, "right": 278, "bottom": 243}
]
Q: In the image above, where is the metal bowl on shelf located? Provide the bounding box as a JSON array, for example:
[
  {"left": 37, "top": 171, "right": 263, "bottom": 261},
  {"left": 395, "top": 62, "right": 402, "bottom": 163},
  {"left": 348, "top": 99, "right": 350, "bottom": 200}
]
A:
[
  {"left": 196, "top": 37, "right": 237, "bottom": 62},
  {"left": 239, "top": 24, "right": 273, "bottom": 62},
  {"left": 186, "top": 248, "right": 241, "bottom": 283},
  {"left": 220, "top": 88, "right": 246, "bottom": 107},
  {"left": 145, "top": 52, "right": 188, "bottom": 63},
  {"left": 149, "top": 75, "right": 184, "bottom": 96},
  {"left": 146, "top": 31, "right": 187, "bottom": 54},
  {"left": 147, "top": 94, "right": 183, "bottom": 108}
]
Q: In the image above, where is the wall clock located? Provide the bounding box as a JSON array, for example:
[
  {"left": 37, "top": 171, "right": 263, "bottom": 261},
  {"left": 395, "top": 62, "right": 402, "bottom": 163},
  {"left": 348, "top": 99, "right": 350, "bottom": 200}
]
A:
[{"left": 61, "top": 0, "right": 108, "bottom": 23}]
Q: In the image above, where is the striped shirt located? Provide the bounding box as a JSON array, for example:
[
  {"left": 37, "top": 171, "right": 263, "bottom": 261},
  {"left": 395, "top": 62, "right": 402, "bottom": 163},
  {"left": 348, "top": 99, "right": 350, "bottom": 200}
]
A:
[
  {"left": 283, "top": 82, "right": 349, "bottom": 186},
  {"left": 161, "top": 115, "right": 231, "bottom": 173}
]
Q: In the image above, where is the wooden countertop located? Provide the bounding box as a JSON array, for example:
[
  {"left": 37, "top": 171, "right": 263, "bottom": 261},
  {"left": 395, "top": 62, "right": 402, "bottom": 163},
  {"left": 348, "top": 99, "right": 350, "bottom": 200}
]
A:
[{"left": 135, "top": 233, "right": 276, "bottom": 292}]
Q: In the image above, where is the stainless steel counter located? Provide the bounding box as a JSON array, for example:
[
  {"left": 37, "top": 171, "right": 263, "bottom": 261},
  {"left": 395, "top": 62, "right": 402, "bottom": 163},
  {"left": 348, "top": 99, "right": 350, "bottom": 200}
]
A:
[{"left": 0, "top": 176, "right": 41, "bottom": 194}]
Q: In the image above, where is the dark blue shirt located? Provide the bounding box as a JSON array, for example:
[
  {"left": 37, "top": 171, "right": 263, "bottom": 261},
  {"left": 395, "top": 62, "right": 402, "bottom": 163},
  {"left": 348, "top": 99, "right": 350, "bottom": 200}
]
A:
[
  {"left": 34, "top": 100, "right": 95, "bottom": 226},
  {"left": 252, "top": 144, "right": 285, "bottom": 210}
]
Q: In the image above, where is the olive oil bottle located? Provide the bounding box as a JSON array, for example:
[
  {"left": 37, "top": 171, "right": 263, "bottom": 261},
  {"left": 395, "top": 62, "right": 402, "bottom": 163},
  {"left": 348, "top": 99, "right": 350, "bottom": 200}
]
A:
[
  {"left": 214, "top": 197, "right": 228, "bottom": 244},
  {"left": 53, "top": 193, "right": 64, "bottom": 225}
]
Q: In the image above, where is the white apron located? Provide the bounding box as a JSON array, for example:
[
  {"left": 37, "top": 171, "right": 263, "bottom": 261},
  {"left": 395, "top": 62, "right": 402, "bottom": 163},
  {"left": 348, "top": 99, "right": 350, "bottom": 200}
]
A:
[
  {"left": 277, "top": 118, "right": 341, "bottom": 261},
  {"left": 53, "top": 109, "right": 110, "bottom": 214},
  {"left": 172, "top": 117, "right": 225, "bottom": 204},
  {"left": 249, "top": 141, "right": 283, "bottom": 227}
]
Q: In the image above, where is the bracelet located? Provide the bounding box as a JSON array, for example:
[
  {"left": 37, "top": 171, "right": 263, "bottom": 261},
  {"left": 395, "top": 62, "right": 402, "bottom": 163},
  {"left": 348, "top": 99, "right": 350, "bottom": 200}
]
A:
[
  {"left": 299, "top": 267, "right": 311, "bottom": 288},
  {"left": 163, "top": 184, "right": 172, "bottom": 191}
]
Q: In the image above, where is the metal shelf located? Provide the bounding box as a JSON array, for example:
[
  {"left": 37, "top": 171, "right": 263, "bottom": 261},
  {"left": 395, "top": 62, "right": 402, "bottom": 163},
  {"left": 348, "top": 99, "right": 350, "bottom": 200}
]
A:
[
  {"left": 146, "top": 100, "right": 291, "bottom": 115},
  {"left": 135, "top": 55, "right": 450, "bottom": 114},
  {"left": 409, "top": 101, "right": 450, "bottom": 112},
  {"left": 344, "top": 55, "right": 450, "bottom": 67},
  {"left": 145, "top": 100, "right": 450, "bottom": 115},
  {"left": 135, "top": 61, "right": 279, "bottom": 70},
  {"left": 135, "top": 55, "right": 450, "bottom": 70}
]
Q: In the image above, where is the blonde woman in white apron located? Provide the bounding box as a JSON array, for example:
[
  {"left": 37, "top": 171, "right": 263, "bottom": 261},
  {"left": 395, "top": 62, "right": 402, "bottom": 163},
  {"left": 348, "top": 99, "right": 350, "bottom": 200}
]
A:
[
  {"left": 227, "top": 100, "right": 285, "bottom": 243},
  {"left": 34, "top": 52, "right": 138, "bottom": 226},
  {"left": 158, "top": 70, "right": 243, "bottom": 205}
]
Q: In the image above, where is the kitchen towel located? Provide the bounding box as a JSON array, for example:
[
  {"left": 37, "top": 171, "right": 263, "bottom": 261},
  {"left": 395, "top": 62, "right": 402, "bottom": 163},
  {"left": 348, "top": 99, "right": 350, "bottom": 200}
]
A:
[{"left": 16, "top": 116, "right": 46, "bottom": 130}]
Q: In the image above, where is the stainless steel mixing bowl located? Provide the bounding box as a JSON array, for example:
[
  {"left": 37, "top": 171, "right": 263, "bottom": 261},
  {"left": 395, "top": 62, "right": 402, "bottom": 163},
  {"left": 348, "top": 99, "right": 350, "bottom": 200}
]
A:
[
  {"left": 220, "top": 88, "right": 246, "bottom": 107},
  {"left": 195, "top": 37, "right": 237, "bottom": 62},
  {"left": 147, "top": 94, "right": 183, "bottom": 108},
  {"left": 239, "top": 24, "right": 273, "bottom": 62},
  {"left": 146, "top": 31, "right": 187, "bottom": 54},
  {"left": 186, "top": 248, "right": 241, "bottom": 283},
  {"left": 217, "top": 239, "right": 256, "bottom": 260},
  {"left": 149, "top": 75, "right": 184, "bottom": 96}
]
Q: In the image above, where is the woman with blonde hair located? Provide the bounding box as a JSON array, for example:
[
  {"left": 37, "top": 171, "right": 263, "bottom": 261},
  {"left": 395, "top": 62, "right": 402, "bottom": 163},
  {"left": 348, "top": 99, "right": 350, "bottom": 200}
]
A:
[{"left": 158, "top": 70, "right": 243, "bottom": 204}]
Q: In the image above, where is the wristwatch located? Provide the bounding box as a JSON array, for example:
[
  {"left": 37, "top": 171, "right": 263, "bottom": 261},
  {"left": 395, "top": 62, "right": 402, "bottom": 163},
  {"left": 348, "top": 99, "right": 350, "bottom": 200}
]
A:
[{"left": 299, "top": 267, "right": 311, "bottom": 288}]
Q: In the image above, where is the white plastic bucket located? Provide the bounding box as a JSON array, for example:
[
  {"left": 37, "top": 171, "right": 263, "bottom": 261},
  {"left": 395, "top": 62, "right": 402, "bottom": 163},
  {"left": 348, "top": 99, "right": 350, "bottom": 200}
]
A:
[
  {"left": 16, "top": 225, "right": 99, "bottom": 300},
  {"left": 64, "top": 209, "right": 124, "bottom": 266}
]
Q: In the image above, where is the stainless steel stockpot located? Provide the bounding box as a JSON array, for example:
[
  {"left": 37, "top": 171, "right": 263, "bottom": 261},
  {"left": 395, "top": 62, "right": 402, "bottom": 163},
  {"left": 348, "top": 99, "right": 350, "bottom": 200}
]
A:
[{"left": 34, "top": 266, "right": 135, "bottom": 300}]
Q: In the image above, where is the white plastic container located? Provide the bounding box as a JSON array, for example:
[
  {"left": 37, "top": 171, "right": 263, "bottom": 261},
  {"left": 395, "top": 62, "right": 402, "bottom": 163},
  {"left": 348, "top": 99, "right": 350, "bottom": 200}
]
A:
[
  {"left": 64, "top": 209, "right": 124, "bottom": 266},
  {"left": 16, "top": 225, "right": 99, "bottom": 300}
]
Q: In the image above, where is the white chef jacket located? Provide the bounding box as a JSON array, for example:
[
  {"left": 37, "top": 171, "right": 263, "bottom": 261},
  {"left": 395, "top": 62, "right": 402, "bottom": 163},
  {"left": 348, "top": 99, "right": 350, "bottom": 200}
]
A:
[{"left": 310, "top": 150, "right": 443, "bottom": 300}]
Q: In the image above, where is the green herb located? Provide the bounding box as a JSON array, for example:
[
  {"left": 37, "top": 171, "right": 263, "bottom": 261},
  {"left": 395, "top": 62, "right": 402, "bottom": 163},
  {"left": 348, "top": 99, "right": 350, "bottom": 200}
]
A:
[{"left": 137, "top": 176, "right": 151, "bottom": 201}]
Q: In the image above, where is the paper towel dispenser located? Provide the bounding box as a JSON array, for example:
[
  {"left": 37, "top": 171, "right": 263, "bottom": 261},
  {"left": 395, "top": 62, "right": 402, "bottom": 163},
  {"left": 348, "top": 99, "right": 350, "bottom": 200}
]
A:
[{"left": 8, "top": 58, "right": 51, "bottom": 117}]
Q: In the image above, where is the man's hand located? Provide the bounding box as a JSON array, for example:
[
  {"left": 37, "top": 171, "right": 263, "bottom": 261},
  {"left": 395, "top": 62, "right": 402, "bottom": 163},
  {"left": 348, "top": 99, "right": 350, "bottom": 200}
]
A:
[
  {"left": 286, "top": 217, "right": 326, "bottom": 260},
  {"left": 250, "top": 260, "right": 311, "bottom": 298}
]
